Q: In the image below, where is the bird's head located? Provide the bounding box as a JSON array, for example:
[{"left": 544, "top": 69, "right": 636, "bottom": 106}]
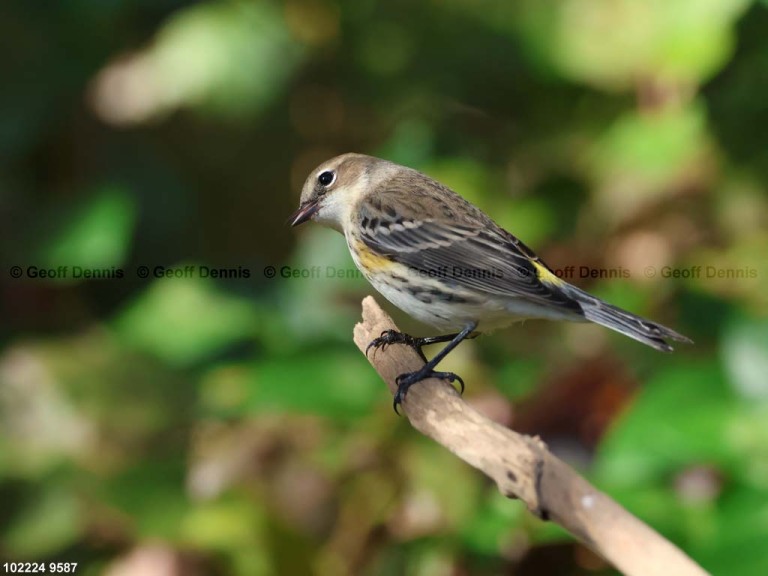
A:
[{"left": 288, "top": 153, "right": 381, "bottom": 233}]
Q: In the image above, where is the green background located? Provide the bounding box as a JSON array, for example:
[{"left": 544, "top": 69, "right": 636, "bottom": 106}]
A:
[{"left": 1, "top": 0, "right": 767, "bottom": 574}]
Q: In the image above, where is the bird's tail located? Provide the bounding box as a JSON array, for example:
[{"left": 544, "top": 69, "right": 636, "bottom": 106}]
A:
[{"left": 561, "top": 285, "right": 692, "bottom": 352}]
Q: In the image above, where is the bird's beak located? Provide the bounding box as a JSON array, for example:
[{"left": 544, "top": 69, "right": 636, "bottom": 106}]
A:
[{"left": 287, "top": 199, "right": 319, "bottom": 227}]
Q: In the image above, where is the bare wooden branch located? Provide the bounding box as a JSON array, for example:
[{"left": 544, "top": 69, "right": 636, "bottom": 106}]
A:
[{"left": 353, "top": 296, "right": 709, "bottom": 576}]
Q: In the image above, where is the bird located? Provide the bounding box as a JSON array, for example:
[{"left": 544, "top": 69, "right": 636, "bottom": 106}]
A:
[{"left": 288, "top": 153, "right": 691, "bottom": 412}]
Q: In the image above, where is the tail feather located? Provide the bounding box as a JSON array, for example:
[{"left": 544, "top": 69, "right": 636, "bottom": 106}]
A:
[{"left": 563, "top": 286, "right": 692, "bottom": 352}]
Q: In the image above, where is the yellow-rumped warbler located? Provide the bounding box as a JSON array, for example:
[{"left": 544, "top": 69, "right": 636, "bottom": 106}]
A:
[{"left": 289, "top": 153, "right": 691, "bottom": 410}]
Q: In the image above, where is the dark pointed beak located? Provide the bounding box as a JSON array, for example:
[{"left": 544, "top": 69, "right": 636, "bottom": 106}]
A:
[{"left": 287, "top": 199, "right": 319, "bottom": 227}]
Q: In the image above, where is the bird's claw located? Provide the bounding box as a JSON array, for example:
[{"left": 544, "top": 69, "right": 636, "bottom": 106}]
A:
[
  {"left": 392, "top": 369, "right": 465, "bottom": 415},
  {"left": 366, "top": 330, "right": 419, "bottom": 357}
]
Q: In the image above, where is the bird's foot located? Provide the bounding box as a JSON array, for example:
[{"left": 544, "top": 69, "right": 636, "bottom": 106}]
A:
[
  {"left": 366, "top": 329, "right": 428, "bottom": 361},
  {"left": 393, "top": 368, "right": 465, "bottom": 414}
]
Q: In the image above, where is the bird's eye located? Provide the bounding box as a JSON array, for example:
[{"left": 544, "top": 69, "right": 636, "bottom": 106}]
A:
[{"left": 317, "top": 170, "right": 336, "bottom": 188}]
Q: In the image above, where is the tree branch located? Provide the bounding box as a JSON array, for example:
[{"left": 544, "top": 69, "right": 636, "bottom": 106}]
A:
[{"left": 353, "top": 296, "right": 709, "bottom": 576}]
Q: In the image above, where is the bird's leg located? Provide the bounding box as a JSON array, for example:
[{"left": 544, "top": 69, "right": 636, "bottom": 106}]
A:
[
  {"left": 390, "top": 321, "right": 478, "bottom": 414},
  {"left": 366, "top": 330, "right": 466, "bottom": 362}
]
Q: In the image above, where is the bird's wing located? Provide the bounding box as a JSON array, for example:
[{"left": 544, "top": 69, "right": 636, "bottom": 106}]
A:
[{"left": 355, "top": 182, "right": 582, "bottom": 314}]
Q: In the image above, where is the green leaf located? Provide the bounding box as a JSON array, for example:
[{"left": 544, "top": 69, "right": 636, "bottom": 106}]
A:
[
  {"left": 516, "top": 0, "right": 749, "bottom": 89},
  {"left": 242, "top": 351, "right": 381, "bottom": 418},
  {"left": 722, "top": 316, "right": 768, "bottom": 400},
  {"left": 494, "top": 358, "right": 545, "bottom": 400},
  {"left": 402, "top": 439, "right": 482, "bottom": 532},
  {"left": 135, "top": 1, "right": 304, "bottom": 119},
  {"left": 113, "top": 275, "right": 258, "bottom": 366},
  {"left": 102, "top": 460, "right": 188, "bottom": 539},
  {"left": 692, "top": 487, "right": 768, "bottom": 576},
  {"left": 2, "top": 485, "right": 83, "bottom": 558},
  {"left": 41, "top": 184, "right": 136, "bottom": 270},
  {"left": 591, "top": 103, "right": 709, "bottom": 219},
  {"left": 594, "top": 359, "right": 735, "bottom": 487},
  {"left": 181, "top": 496, "right": 274, "bottom": 575},
  {"left": 461, "top": 491, "right": 527, "bottom": 555}
]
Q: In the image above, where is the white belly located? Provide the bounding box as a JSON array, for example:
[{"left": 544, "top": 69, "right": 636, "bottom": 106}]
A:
[{"left": 364, "top": 267, "right": 577, "bottom": 333}]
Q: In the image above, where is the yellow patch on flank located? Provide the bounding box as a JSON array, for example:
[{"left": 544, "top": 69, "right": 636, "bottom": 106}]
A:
[
  {"left": 533, "top": 260, "right": 563, "bottom": 285},
  {"left": 352, "top": 239, "right": 397, "bottom": 272}
]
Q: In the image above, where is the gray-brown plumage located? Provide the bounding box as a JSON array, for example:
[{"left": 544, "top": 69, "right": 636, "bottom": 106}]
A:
[{"left": 290, "top": 153, "right": 691, "bottom": 352}]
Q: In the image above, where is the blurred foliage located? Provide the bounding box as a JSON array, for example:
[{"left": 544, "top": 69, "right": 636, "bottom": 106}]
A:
[{"left": 1, "top": 0, "right": 767, "bottom": 574}]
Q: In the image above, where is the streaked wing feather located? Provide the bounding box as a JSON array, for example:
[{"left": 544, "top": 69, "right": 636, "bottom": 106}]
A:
[{"left": 357, "top": 193, "right": 581, "bottom": 313}]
